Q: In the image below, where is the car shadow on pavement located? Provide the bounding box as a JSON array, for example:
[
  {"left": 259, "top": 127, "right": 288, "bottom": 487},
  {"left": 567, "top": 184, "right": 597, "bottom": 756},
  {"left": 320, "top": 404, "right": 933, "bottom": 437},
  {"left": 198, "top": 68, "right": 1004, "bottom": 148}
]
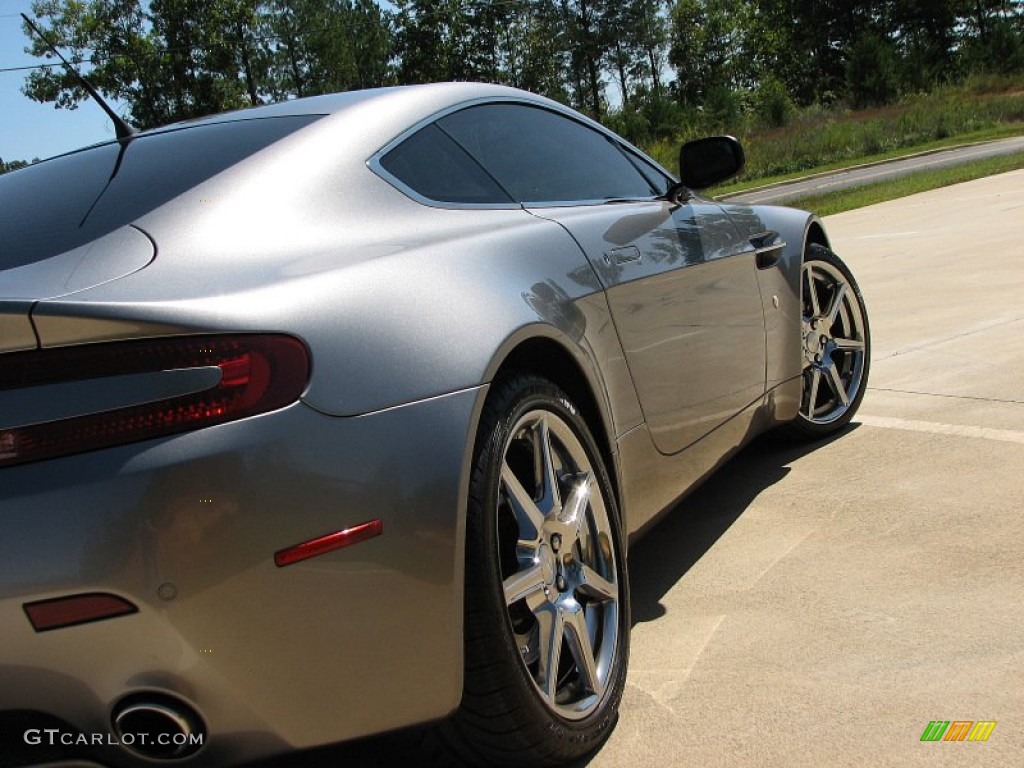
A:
[
  {"left": 249, "top": 427, "right": 858, "bottom": 768},
  {"left": 627, "top": 427, "right": 857, "bottom": 627}
]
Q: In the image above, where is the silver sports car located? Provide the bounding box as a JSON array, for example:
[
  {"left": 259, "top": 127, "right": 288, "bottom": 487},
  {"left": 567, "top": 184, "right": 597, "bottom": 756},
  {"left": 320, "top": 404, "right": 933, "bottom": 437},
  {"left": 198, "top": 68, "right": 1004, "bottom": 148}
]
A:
[{"left": 0, "top": 82, "right": 869, "bottom": 767}]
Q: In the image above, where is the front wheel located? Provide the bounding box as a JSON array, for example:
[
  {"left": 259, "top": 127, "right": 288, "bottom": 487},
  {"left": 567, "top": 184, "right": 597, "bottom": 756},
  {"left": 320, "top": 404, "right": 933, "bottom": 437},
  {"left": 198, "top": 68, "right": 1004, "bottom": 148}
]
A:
[
  {"left": 785, "top": 244, "right": 871, "bottom": 439},
  {"left": 440, "top": 375, "right": 629, "bottom": 766}
]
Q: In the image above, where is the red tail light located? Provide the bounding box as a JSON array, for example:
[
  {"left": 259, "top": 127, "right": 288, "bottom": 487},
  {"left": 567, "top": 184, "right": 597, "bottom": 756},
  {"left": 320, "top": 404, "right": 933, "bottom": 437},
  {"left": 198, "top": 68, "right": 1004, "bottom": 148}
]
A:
[
  {"left": 0, "top": 334, "right": 309, "bottom": 468},
  {"left": 24, "top": 593, "right": 138, "bottom": 632}
]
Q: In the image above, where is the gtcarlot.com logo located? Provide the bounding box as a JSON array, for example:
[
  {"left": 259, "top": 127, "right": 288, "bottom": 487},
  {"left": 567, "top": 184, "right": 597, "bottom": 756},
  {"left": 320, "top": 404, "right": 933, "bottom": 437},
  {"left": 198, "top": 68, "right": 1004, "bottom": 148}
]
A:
[{"left": 24, "top": 728, "right": 205, "bottom": 749}]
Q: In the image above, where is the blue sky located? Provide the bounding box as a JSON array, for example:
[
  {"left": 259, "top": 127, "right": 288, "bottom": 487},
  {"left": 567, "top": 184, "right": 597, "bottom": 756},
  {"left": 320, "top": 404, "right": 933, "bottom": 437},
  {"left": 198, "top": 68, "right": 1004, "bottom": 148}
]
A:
[
  {"left": 1, "top": 1, "right": 126, "bottom": 163},
  {"left": 1, "top": 1, "right": 407, "bottom": 164}
]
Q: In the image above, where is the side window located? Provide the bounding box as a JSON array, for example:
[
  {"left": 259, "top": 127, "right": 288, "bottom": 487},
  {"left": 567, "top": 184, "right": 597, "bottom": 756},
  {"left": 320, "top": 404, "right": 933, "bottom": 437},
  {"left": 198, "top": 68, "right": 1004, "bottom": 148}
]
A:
[
  {"left": 378, "top": 123, "right": 513, "bottom": 205},
  {"left": 437, "top": 104, "right": 657, "bottom": 204},
  {"left": 624, "top": 150, "right": 675, "bottom": 197}
]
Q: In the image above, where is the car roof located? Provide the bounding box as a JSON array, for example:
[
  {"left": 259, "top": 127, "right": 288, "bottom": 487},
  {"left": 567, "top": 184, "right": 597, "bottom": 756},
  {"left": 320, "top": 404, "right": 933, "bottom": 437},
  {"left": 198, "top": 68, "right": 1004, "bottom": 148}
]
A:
[
  {"left": 29, "top": 82, "right": 554, "bottom": 165},
  {"left": 151, "top": 82, "right": 543, "bottom": 131}
]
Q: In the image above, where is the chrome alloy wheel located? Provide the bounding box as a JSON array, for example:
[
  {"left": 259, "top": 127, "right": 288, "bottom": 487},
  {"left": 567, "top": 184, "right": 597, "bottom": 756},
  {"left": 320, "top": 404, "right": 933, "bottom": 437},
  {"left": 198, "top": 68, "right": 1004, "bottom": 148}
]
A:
[
  {"left": 497, "top": 408, "right": 620, "bottom": 720},
  {"left": 800, "top": 258, "right": 868, "bottom": 424}
]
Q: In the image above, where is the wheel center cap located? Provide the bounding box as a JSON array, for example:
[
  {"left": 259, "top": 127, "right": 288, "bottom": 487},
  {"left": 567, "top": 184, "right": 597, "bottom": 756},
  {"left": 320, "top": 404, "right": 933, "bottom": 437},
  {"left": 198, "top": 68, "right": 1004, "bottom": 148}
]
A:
[{"left": 804, "top": 330, "right": 822, "bottom": 356}]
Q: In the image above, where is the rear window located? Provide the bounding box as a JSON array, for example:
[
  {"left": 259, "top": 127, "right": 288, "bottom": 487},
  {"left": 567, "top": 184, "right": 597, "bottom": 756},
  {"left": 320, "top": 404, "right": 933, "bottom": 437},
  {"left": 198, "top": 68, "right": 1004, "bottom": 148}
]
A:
[
  {"left": 0, "top": 115, "right": 322, "bottom": 270},
  {"left": 378, "top": 123, "right": 513, "bottom": 205}
]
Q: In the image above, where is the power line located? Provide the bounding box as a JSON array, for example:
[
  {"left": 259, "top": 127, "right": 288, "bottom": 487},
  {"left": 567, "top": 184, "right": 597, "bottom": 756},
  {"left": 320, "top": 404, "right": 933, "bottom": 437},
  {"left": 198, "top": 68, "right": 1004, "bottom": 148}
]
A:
[{"left": 0, "top": 62, "right": 65, "bottom": 73}]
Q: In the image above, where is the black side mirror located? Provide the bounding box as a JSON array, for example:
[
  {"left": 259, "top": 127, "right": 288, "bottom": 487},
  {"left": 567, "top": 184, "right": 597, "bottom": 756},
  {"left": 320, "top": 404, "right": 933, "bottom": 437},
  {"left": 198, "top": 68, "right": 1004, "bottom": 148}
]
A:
[{"left": 679, "top": 136, "right": 745, "bottom": 190}]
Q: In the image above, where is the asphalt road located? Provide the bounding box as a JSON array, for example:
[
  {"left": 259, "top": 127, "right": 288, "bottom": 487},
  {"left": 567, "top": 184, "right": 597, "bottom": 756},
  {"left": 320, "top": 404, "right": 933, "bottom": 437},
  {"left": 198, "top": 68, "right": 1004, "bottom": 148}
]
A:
[
  {"left": 261, "top": 172, "right": 1024, "bottom": 767},
  {"left": 721, "top": 135, "right": 1024, "bottom": 205}
]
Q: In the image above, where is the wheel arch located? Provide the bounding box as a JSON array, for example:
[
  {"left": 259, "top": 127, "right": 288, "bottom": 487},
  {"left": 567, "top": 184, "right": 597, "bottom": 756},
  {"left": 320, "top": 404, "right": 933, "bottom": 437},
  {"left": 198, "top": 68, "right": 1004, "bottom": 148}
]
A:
[
  {"left": 479, "top": 331, "right": 622, "bottom": 517},
  {"left": 804, "top": 217, "right": 832, "bottom": 252}
]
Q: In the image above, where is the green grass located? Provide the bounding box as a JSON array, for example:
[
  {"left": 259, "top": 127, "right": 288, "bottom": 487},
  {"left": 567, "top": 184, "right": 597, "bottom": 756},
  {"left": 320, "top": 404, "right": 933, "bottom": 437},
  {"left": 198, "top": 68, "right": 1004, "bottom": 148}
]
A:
[
  {"left": 641, "top": 74, "right": 1024, "bottom": 193},
  {"left": 783, "top": 151, "right": 1024, "bottom": 217},
  {"left": 710, "top": 124, "right": 1024, "bottom": 196}
]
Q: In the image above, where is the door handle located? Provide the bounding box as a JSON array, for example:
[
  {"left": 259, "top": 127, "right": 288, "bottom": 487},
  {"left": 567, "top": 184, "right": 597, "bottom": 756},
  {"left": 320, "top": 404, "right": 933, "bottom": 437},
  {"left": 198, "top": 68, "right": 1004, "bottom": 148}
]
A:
[
  {"left": 750, "top": 231, "right": 785, "bottom": 270},
  {"left": 604, "top": 246, "right": 642, "bottom": 266}
]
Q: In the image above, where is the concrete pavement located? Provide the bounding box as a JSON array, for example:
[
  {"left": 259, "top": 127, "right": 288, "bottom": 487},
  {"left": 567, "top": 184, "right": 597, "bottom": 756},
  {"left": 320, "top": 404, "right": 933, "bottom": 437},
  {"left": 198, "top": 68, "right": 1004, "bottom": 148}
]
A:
[{"left": 587, "top": 170, "right": 1024, "bottom": 767}]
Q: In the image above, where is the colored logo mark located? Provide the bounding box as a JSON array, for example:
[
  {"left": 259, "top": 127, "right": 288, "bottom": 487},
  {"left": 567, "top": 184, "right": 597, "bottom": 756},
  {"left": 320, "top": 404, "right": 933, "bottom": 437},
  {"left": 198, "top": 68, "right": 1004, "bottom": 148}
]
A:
[{"left": 920, "top": 720, "right": 996, "bottom": 742}]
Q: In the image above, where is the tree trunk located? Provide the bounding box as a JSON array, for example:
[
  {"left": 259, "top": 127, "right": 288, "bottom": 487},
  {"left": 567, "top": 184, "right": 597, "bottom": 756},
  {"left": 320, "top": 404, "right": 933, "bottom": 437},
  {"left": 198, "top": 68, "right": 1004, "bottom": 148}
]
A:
[
  {"left": 588, "top": 55, "right": 602, "bottom": 118},
  {"left": 286, "top": 35, "right": 304, "bottom": 97},
  {"left": 237, "top": 24, "right": 259, "bottom": 106},
  {"left": 615, "top": 45, "right": 629, "bottom": 107}
]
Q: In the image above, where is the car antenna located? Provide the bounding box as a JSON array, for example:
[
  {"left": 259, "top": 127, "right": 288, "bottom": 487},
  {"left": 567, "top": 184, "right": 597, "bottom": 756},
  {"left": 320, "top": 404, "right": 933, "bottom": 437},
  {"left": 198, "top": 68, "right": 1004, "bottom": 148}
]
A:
[{"left": 21, "top": 12, "right": 137, "bottom": 141}]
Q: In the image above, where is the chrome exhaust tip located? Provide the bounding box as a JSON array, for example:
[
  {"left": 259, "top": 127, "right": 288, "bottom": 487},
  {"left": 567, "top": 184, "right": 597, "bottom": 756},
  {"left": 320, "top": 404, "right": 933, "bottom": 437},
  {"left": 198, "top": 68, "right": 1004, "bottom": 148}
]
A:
[{"left": 111, "top": 695, "right": 205, "bottom": 760}]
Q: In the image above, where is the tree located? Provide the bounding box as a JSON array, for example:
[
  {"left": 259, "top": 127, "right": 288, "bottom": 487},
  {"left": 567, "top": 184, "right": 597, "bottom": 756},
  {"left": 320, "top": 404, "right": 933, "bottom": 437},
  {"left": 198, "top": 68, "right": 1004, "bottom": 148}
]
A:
[
  {"left": 669, "top": 0, "right": 748, "bottom": 106},
  {"left": 959, "top": 0, "right": 1024, "bottom": 73},
  {"left": 846, "top": 32, "right": 901, "bottom": 107},
  {"left": 509, "top": 0, "right": 571, "bottom": 101},
  {"left": 394, "top": 0, "right": 475, "bottom": 83},
  {"left": 278, "top": 0, "right": 393, "bottom": 94},
  {"left": 22, "top": 1, "right": 395, "bottom": 129},
  {"left": 560, "top": 0, "right": 609, "bottom": 118},
  {"left": 0, "top": 157, "right": 33, "bottom": 175},
  {"left": 22, "top": 0, "right": 266, "bottom": 128},
  {"left": 887, "top": 0, "right": 960, "bottom": 89}
]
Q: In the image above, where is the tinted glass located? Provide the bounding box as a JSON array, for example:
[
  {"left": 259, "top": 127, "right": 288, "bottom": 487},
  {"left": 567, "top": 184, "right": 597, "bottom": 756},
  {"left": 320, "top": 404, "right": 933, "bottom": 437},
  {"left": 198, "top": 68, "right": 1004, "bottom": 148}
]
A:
[
  {"left": 379, "top": 124, "right": 513, "bottom": 205},
  {"left": 625, "top": 151, "right": 675, "bottom": 196},
  {"left": 0, "top": 115, "right": 322, "bottom": 270},
  {"left": 438, "top": 104, "right": 657, "bottom": 203}
]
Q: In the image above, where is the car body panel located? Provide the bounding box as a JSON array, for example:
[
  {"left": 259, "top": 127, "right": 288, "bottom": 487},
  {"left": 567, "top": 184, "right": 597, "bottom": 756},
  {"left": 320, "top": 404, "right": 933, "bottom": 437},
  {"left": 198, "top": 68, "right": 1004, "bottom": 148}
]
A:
[
  {"left": 1, "top": 300, "right": 38, "bottom": 352},
  {"left": 0, "top": 226, "right": 155, "bottom": 304},
  {"left": 532, "top": 200, "right": 768, "bottom": 455},
  {"left": 720, "top": 202, "right": 821, "bottom": 402},
  {"left": 1, "top": 390, "right": 481, "bottom": 765}
]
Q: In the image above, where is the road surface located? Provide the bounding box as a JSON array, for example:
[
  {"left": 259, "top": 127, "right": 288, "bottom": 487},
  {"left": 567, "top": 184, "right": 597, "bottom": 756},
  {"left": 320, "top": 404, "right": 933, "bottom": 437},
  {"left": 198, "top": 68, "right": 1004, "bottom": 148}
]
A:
[{"left": 722, "top": 135, "right": 1024, "bottom": 205}]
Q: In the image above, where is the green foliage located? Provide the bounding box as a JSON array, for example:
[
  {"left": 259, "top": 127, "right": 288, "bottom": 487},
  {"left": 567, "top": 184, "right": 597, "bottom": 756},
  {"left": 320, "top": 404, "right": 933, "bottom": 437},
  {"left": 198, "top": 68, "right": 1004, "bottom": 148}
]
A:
[
  {"left": 0, "top": 157, "right": 33, "bottom": 175},
  {"left": 709, "top": 75, "right": 1024, "bottom": 187},
  {"left": 700, "top": 83, "right": 744, "bottom": 132},
  {"left": 669, "top": 0, "right": 746, "bottom": 106},
  {"left": 963, "top": 18, "right": 1024, "bottom": 76},
  {"left": 21, "top": 0, "right": 395, "bottom": 128},
  {"left": 845, "top": 33, "right": 901, "bottom": 109},
  {"left": 16, "top": 0, "right": 1024, "bottom": 159},
  {"left": 604, "top": 87, "right": 691, "bottom": 147},
  {"left": 753, "top": 76, "right": 794, "bottom": 128},
  {"left": 788, "top": 150, "right": 1024, "bottom": 217}
]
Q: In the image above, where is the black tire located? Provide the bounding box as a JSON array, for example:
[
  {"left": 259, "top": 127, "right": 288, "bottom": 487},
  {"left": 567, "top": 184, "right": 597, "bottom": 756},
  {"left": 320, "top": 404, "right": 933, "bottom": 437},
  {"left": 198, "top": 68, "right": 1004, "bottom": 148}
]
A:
[
  {"left": 438, "top": 375, "right": 629, "bottom": 767},
  {"left": 783, "top": 244, "right": 871, "bottom": 440}
]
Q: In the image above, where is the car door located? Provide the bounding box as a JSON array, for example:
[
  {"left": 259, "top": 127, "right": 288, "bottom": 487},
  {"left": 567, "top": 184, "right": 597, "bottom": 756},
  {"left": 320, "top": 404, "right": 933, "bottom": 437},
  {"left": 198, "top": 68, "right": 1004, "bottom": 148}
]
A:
[{"left": 438, "top": 103, "right": 766, "bottom": 454}]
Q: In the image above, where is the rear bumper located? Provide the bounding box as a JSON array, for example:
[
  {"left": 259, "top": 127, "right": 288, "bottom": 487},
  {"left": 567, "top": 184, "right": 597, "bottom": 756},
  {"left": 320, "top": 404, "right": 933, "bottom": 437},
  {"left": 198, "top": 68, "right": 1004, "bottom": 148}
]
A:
[{"left": 0, "top": 387, "right": 483, "bottom": 766}]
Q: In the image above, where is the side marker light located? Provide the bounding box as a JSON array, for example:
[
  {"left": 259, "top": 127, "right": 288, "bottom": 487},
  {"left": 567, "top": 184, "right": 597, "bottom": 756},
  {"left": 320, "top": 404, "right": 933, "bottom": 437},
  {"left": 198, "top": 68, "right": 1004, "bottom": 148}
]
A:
[{"left": 274, "top": 519, "right": 384, "bottom": 567}]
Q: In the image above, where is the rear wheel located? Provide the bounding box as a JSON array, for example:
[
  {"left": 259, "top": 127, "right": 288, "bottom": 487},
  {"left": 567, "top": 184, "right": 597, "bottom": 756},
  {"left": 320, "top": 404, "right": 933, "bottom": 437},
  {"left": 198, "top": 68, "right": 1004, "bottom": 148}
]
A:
[
  {"left": 441, "top": 375, "right": 629, "bottom": 766},
  {"left": 785, "top": 244, "right": 870, "bottom": 439}
]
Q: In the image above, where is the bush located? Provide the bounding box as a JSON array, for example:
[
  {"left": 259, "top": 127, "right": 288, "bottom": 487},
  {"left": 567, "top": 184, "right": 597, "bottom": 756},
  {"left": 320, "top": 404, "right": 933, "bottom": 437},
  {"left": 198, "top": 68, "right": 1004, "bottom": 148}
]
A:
[
  {"left": 754, "top": 77, "right": 795, "bottom": 128},
  {"left": 603, "top": 90, "right": 694, "bottom": 150},
  {"left": 701, "top": 84, "right": 745, "bottom": 133}
]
